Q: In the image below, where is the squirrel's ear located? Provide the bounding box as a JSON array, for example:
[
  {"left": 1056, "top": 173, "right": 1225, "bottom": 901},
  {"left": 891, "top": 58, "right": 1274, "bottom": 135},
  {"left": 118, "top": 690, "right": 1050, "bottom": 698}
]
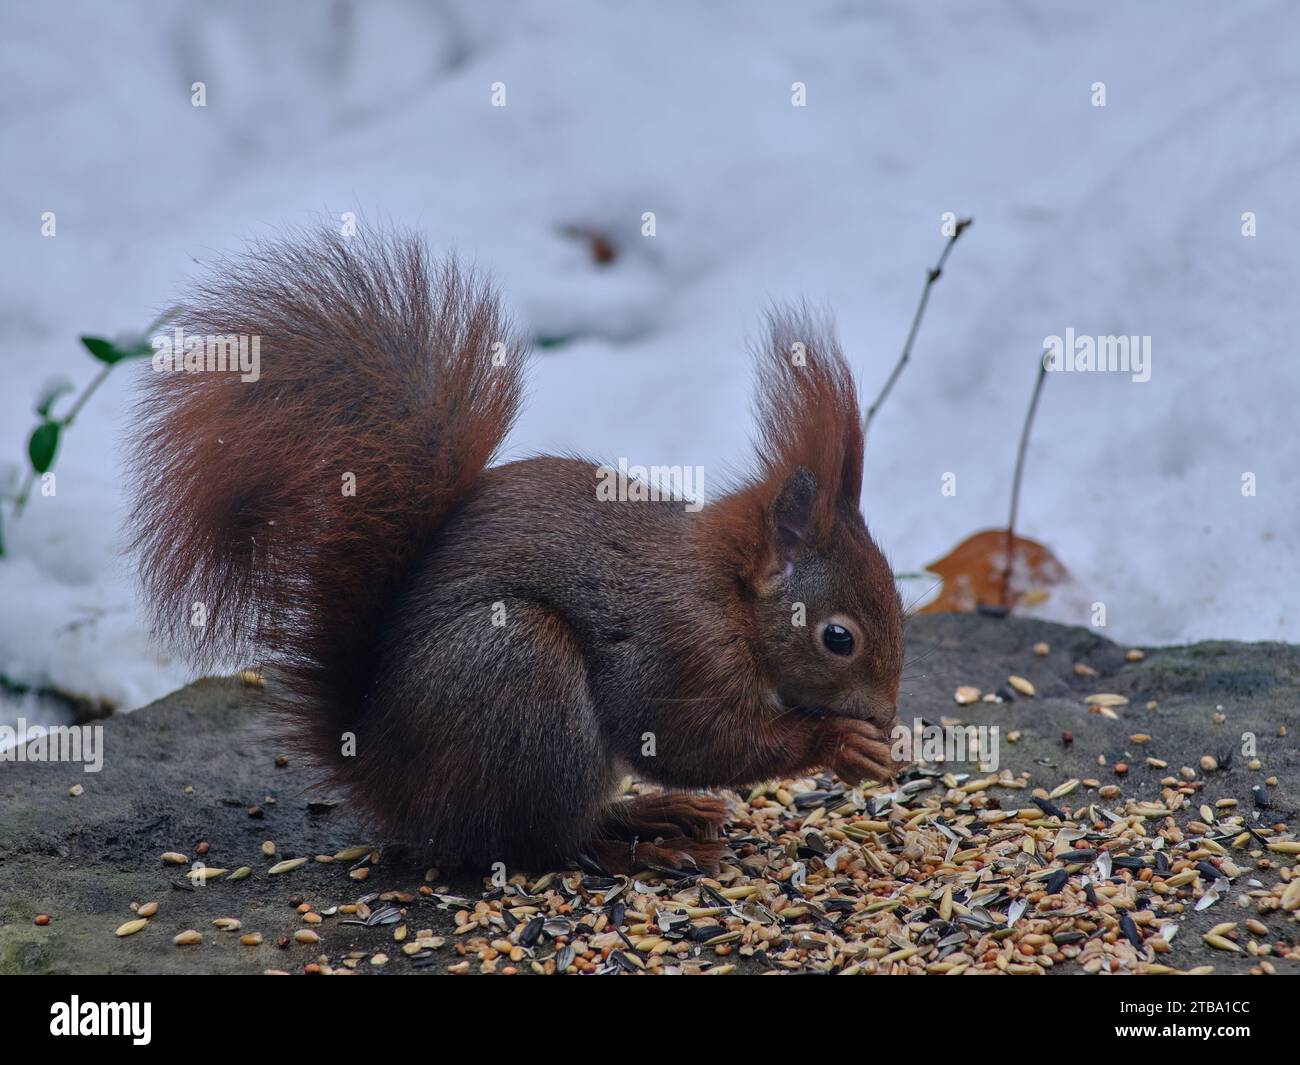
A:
[{"left": 768, "top": 466, "right": 818, "bottom": 575}]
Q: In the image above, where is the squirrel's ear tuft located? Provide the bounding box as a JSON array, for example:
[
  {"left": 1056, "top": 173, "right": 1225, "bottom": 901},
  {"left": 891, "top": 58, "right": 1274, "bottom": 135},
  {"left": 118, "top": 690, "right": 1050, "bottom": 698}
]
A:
[
  {"left": 840, "top": 418, "right": 864, "bottom": 510},
  {"left": 751, "top": 306, "right": 863, "bottom": 538},
  {"left": 769, "top": 466, "right": 818, "bottom": 572}
]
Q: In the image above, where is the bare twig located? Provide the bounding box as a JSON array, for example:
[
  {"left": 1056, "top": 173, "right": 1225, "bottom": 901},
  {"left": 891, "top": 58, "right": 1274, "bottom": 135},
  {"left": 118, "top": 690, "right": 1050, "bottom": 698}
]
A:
[
  {"left": 1001, "top": 353, "right": 1050, "bottom": 607},
  {"left": 863, "top": 217, "right": 972, "bottom": 445},
  {"left": 59, "top": 362, "right": 114, "bottom": 431}
]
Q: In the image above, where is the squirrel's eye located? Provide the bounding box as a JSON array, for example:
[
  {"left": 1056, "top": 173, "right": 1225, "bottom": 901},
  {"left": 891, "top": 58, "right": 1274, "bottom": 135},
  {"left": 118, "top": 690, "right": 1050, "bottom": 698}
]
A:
[{"left": 822, "top": 624, "right": 854, "bottom": 656}]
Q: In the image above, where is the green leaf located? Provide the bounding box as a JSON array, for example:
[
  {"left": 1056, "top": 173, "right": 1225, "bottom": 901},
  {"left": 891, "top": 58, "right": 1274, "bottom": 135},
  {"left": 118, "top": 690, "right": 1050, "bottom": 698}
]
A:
[
  {"left": 81, "top": 333, "right": 155, "bottom": 364},
  {"left": 28, "top": 421, "right": 60, "bottom": 474},
  {"left": 533, "top": 334, "right": 574, "bottom": 350},
  {"left": 80, "top": 335, "right": 120, "bottom": 363},
  {"left": 35, "top": 381, "right": 74, "bottom": 419}
]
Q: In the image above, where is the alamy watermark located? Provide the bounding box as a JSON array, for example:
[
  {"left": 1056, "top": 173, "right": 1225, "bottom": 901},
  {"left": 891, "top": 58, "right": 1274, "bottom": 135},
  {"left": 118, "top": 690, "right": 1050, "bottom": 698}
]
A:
[
  {"left": 0, "top": 721, "right": 103, "bottom": 772},
  {"left": 595, "top": 457, "right": 705, "bottom": 512},
  {"left": 152, "top": 326, "right": 261, "bottom": 382},
  {"left": 50, "top": 996, "right": 150, "bottom": 1045},
  {"left": 1043, "top": 328, "right": 1151, "bottom": 383},
  {"left": 890, "top": 719, "right": 1000, "bottom": 771}
]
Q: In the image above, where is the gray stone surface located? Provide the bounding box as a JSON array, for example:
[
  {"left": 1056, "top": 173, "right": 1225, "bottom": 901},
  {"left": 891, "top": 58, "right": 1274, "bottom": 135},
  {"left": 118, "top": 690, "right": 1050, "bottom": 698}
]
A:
[{"left": 1, "top": 614, "right": 1296, "bottom": 974}]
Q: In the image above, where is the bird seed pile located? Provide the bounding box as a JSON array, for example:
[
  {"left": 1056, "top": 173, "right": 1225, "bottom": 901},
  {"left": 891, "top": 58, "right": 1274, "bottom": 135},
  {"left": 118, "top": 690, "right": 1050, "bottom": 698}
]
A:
[{"left": 95, "top": 654, "right": 1298, "bottom": 975}]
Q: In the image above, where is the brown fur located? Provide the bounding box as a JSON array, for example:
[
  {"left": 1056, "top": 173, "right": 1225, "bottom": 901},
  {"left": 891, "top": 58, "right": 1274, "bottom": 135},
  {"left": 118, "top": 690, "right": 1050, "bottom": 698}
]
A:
[
  {"left": 129, "top": 228, "right": 904, "bottom": 875},
  {"left": 130, "top": 230, "right": 524, "bottom": 769}
]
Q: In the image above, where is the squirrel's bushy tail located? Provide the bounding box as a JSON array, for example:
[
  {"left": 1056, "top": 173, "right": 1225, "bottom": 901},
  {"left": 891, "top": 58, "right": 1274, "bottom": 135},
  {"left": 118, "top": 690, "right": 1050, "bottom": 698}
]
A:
[{"left": 130, "top": 228, "right": 526, "bottom": 766}]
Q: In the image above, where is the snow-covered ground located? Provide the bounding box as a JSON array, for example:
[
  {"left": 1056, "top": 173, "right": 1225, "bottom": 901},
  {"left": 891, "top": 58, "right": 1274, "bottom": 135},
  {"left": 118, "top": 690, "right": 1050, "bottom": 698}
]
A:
[{"left": 3, "top": 0, "right": 1298, "bottom": 730}]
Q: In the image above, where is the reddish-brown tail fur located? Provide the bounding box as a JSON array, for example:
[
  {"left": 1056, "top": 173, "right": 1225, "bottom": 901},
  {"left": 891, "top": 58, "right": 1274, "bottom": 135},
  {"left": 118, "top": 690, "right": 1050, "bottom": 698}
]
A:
[{"left": 129, "top": 229, "right": 526, "bottom": 770}]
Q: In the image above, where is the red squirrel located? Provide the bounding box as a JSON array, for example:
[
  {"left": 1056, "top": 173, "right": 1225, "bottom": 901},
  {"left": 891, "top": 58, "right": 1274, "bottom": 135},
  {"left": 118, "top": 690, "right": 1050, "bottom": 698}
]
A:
[{"left": 130, "top": 229, "right": 905, "bottom": 873}]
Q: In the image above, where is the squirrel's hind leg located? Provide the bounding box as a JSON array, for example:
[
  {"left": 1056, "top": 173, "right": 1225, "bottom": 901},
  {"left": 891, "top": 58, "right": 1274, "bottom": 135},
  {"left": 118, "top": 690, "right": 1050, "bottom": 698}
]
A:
[{"left": 366, "top": 597, "right": 615, "bottom": 872}]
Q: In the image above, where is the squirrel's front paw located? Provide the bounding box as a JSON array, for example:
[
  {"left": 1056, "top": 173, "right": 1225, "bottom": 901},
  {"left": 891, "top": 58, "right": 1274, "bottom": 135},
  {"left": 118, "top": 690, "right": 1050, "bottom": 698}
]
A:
[{"left": 817, "top": 717, "right": 906, "bottom": 786}]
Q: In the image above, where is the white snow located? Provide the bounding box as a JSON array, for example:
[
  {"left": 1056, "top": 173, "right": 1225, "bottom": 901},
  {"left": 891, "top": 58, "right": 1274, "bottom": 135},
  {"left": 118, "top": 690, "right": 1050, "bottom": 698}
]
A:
[{"left": 3, "top": 0, "right": 1298, "bottom": 731}]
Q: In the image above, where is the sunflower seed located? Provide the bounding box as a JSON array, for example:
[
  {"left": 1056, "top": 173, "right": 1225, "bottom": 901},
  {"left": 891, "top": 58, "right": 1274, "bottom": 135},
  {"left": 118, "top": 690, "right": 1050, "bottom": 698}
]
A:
[
  {"left": 1033, "top": 796, "right": 1069, "bottom": 821},
  {"left": 1119, "top": 914, "right": 1142, "bottom": 949}
]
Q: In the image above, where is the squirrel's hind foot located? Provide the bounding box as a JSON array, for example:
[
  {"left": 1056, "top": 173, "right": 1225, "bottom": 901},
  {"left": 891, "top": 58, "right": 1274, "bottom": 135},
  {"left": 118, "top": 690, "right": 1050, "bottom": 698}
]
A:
[
  {"left": 588, "top": 835, "right": 728, "bottom": 875},
  {"left": 587, "top": 791, "right": 731, "bottom": 873}
]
